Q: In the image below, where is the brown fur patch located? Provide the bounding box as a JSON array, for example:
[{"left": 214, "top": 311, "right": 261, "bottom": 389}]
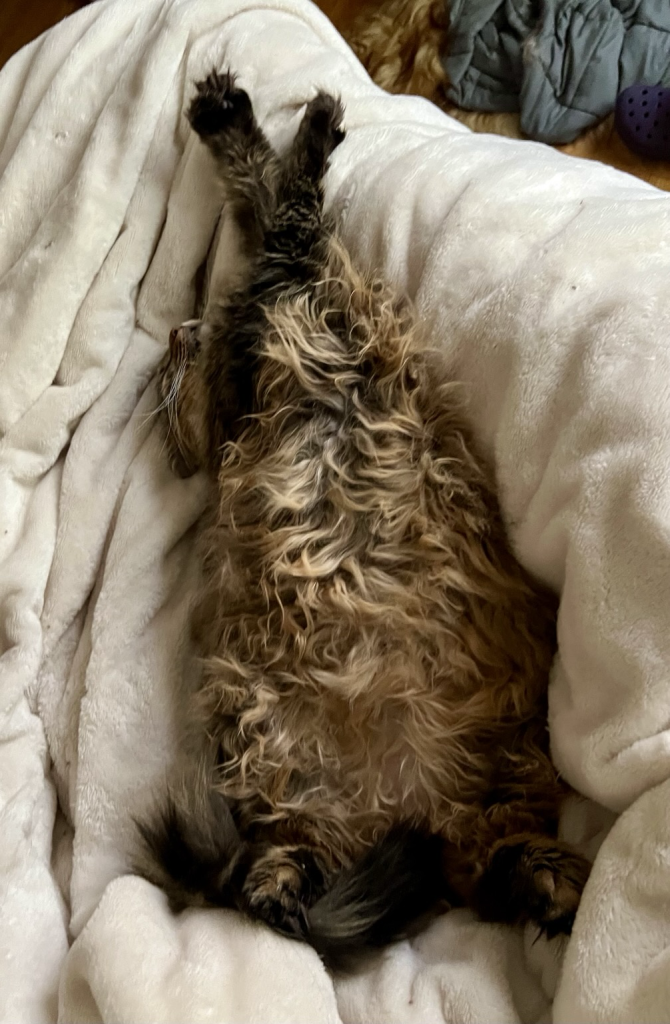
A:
[{"left": 348, "top": 0, "right": 449, "bottom": 105}]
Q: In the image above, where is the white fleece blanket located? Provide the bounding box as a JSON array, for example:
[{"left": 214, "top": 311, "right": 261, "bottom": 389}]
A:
[{"left": 2, "top": 0, "right": 670, "bottom": 1021}]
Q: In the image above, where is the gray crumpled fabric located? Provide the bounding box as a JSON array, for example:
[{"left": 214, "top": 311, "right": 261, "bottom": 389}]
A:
[{"left": 443, "top": 0, "right": 670, "bottom": 144}]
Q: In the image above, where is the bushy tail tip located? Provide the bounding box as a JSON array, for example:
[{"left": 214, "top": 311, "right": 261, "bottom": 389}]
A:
[
  {"left": 304, "top": 824, "right": 446, "bottom": 972},
  {"left": 136, "top": 793, "right": 446, "bottom": 971}
]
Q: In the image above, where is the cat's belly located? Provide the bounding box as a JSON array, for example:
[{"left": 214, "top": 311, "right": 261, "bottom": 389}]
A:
[{"left": 215, "top": 672, "right": 482, "bottom": 865}]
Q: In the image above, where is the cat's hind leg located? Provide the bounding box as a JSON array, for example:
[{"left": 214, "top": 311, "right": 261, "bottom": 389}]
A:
[
  {"left": 284, "top": 91, "right": 345, "bottom": 185},
  {"left": 188, "top": 70, "right": 281, "bottom": 256},
  {"left": 443, "top": 728, "right": 591, "bottom": 938},
  {"left": 254, "top": 93, "right": 346, "bottom": 296}
]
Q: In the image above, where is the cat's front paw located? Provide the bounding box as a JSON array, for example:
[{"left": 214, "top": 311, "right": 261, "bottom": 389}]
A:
[{"left": 188, "top": 69, "right": 253, "bottom": 139}]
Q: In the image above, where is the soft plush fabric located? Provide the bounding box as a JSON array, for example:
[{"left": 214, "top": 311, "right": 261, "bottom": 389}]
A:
[
  {"left": 2, "top": 0, "right": 670, "bottom": 1021},
  {"left": 444, "top": 0, "right": 670, "bottom": 144}
]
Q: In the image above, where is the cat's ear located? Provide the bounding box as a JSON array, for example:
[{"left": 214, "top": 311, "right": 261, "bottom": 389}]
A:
[{"left": 169, "top": 320, "right": 202, "bottom": 363}]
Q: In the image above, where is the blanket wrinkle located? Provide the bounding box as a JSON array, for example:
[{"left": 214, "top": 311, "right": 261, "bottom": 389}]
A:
[{"left": 2, "top": 0, "right": 670, "bottom": 1021}]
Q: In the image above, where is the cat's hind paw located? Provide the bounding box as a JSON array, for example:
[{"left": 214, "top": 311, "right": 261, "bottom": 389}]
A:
[{"left": 187, "top": 69, "right": 254, "bottom": 140}]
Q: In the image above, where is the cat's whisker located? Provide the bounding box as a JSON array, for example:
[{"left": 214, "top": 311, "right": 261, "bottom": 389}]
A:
[
  {"left": 133, "top": 403, "right": 167, "bottom": 430},
  {"left": 161, "top": 359, "right": 191, "bottom": 463}
]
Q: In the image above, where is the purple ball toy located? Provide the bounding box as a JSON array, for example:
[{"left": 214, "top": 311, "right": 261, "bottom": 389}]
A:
[{"left": 615, "top": 84, "right": 670, "bottom": 161}]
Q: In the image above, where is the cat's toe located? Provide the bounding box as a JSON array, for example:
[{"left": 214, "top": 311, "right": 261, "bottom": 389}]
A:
[
  {"left": 241, "top": 846, "right": 325, "bottom": 939},
  {"left": 243, "top": 861, "right": 307, "bottom": 937},
  {"left": 475, "top": 835, "right": 590, "bottom": 938},
  {"left": 188, "top": 69, "right": 253, "bottom": 139},
  {"left": 304, "top": 92, "right": 345, "bottom": 150},
  {"left": 247, "top": 886, "right": 306, "bottom": 938},
  {"left": 530, "top": 856, "right": 589, "bottom": 938}
]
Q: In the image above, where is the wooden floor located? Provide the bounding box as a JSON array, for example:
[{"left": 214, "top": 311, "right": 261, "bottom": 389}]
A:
[
  {"left": 0, "top": 0, "right": 369, "bottom": 70},
  {"left": 0, "top": 0, "right": 82, "bottom": 68}
]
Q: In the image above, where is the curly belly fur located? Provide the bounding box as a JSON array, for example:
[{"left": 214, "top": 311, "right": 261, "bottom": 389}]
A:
[
  {"left": 191, "top": 239, "right": 559, "bottom": 873},
  {"left": 202, "top": 568, "right": 558, "bottom": 871}
]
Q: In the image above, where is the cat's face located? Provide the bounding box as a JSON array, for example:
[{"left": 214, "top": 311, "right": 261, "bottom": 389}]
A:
[{"left": 157, "top": 320, "right": 211, "bottom": 477}]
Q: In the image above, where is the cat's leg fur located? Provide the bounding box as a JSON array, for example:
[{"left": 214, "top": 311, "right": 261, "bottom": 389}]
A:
[
  {"left": 187, "top": 71, "right": 281, "bottom": 261},
  {"left": 187, "top": 71, "right": 344, "bottom": 290},
  {"left": 172, "top": 85, "right": 346, "bottom": 462},
  {"left": 284, "top": 92, "right": 345, "bottom": 186},
  {"left": 246, "top": 91, "right": 345, "bottom": 302},
  {"left": 443, "top": 729, "right": 591, "bottom": 937},
  {"left": 479, "top": 752, "right": 589, "bottom": 935}
]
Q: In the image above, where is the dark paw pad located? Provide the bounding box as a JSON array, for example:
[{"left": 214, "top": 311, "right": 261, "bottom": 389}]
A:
[
  {"left": 296, "top": 92, "right": 345, "bottom": 175},
  {"left": 528, "top": 854, "right": 590, "bottom": 939},
  {"left": 304, "top": 92, "right": 345, "bottom": 149},
  {"left": 476, "top": 837, "right": 590, "bottom": 938},
  {"left": 242, "top": 846, "right": 325, "bottom": 939},
  {"left": 188, "top": 69, "right": 253, "bottom": 139}
]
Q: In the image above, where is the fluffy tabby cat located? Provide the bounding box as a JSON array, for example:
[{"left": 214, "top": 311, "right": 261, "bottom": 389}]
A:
[{"left": 137, "top": 70, "right": 590, "bottom": 970}]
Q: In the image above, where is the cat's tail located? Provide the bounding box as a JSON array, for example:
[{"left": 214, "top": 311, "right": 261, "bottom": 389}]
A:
[
  {"left": 135, "top": 792, "right": 446, "bottom": 971},
  {"left": 134, "top": 783, "right": 248, "bottom": 911},
  {"left": 304, "top": 824, "right": 447, "bottom": 972}
]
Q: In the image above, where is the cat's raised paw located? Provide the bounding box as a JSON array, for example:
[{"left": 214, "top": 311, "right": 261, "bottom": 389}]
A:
[
  {"left": 304, "top": 92, "right": 345, "bottom": 148},
  {"left": 293, "top": 91, "right": 345, "bottom": 178},
  {"left": 188, "top": 69, "right": 253, "bottom": 139}
]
